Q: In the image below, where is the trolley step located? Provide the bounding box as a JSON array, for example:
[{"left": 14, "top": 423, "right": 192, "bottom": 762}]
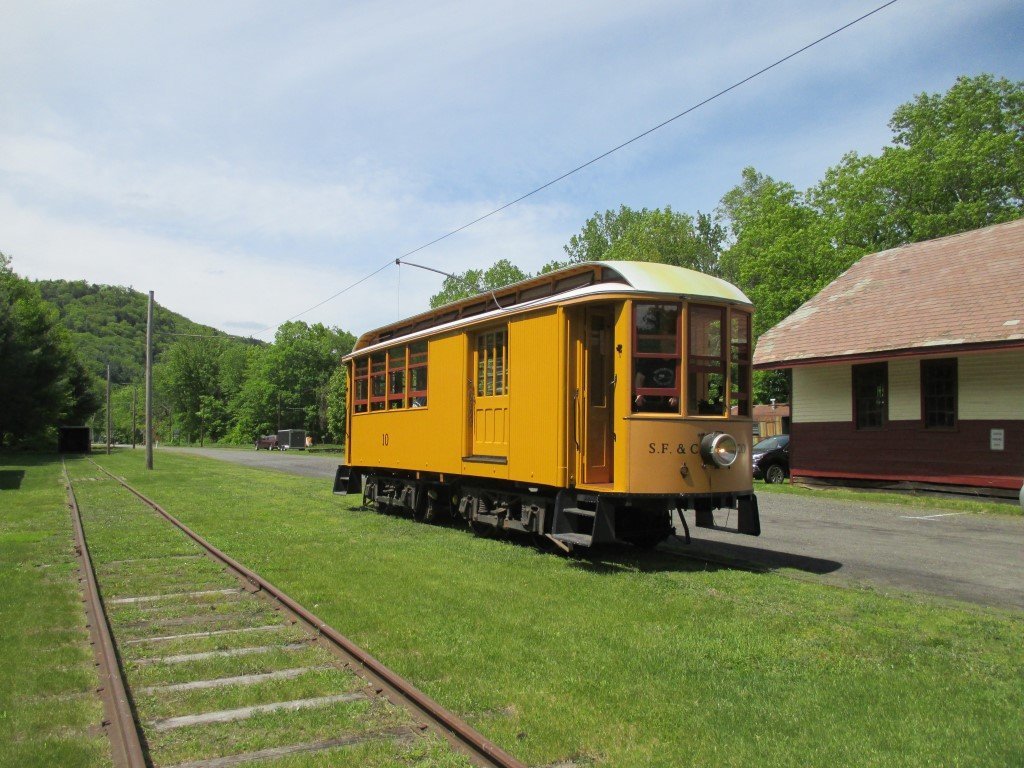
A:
[
  {"left": 549, "top": 532, "right": 593, "bottom": 548},
  {"left": 560, "top": 506, "right": 596, "bottom": 518}
]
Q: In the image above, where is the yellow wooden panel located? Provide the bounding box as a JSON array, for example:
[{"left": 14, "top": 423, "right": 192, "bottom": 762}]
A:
[
  {"left": 507, "top": 310, "right": 564, "bottom": 486},
  {"left": 609, "top": 302, "right": 633, "bottom": 493},
  {"left": 348, "top": 332, "right": 465, "bottom": 475},
  {"left": 626, "top": 418, "right": 754, "bottom": 495}
]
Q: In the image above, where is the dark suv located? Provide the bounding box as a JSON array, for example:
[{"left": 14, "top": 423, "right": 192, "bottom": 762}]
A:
[
  {"left": 255, "top": 434, "right": 278, "bottom": 450},
  {"left": 751, "top": 434, "right": 790, "bottom": 483}
]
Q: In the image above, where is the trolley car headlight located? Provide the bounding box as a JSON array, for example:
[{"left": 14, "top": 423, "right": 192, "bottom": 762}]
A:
[{"left": 701, "top": 433, "right": 738, "bottom": 468}]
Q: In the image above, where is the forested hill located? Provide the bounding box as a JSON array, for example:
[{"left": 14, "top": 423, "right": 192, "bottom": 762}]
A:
[{"left": 35, "top": 280, "right": 258, "bottom": 386}]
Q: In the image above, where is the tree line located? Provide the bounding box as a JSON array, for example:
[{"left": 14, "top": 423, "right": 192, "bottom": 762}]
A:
[
  {"left": 151, "top": 322, "right": 355, "bottom": 446},
  {"left": 0, "top": 254, "right": 98, "bottom": 445},
  {"left": 2, "top": 73, "right": 1020, "bottom": 447}
]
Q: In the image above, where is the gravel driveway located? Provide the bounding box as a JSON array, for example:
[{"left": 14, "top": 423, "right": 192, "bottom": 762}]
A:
[
  {"left": 166, "top": 447, "right": 1024, "bottom": 611},
  {"left": 169, "top": 446, "right": 345, "bottom": 479}
]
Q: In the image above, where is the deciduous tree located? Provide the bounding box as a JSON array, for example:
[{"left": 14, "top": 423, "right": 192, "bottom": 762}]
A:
[
  {"left": 563, "top": 205, "right": 724, "bottom": 274},
  {"left": 811, "top": 73, "right": 1024, "bottom": 256},
  {"left": 428, "top": 259, "right": 528, "bottom": 308}
]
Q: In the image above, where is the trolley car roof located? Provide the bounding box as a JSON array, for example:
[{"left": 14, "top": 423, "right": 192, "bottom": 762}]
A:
[{"left": 347, "top": 261, "right": 751, "bottom": 357}]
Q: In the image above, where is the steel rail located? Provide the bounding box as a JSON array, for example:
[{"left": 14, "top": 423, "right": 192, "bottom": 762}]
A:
[
  {"left": 62, "top": 459, "right": 150, "bottom": 768},
  {"left": 87, "top": 459, "right": 527, "bottom": 768}
]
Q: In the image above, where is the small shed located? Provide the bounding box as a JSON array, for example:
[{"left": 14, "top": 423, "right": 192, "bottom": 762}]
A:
[
  {"left": 732, "top": 402, "right": 790, "bottom": 437},
  {"left": 277, "top": 429, "right": 307, "bottom": 450},
  {"left": 58, "top": 426, "right": 92, "bottom": 454},
  {"left": 753, "top": 219, "right": 1024, "bottom": 497}
]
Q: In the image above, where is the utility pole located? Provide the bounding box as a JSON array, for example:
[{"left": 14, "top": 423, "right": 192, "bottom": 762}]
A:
[
  {"left": 132, "top": 384, "right": 137, "bottom": 449},
  {"left": 145, "top": 291, "right": 154, "bottom": 470},
  {"left": 105, "top": 363, "right": 112, "bottom": 455}
]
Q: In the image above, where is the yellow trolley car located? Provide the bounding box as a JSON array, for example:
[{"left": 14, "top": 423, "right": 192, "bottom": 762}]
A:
[{"left": 334, "top": 261, "right": 760, "bottom": 549}]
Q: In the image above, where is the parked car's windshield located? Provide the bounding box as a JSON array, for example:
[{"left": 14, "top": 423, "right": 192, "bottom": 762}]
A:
[{"left": 754, "top": 435, "right": 789, "bottom": 452}]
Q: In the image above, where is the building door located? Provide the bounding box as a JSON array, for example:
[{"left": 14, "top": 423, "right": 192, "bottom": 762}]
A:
[
  {"left": 579, "top": 306, "right": 614, "bottom": 484},
  {"left": 470, "top": 327, "right": 509, "bottom": 458}
]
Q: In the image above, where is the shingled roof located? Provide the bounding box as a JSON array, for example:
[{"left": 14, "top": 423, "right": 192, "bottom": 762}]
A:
[{"left": 753, "top": 217, "right": 1024, "bottom": 369}]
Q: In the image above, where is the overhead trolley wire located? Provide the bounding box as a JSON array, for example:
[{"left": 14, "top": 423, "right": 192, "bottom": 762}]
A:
[
  {"left": 257, "top": 0, "right": 902, "bottom": 338},
  {"left": 250, "top": 258, "right": 395, "bottom": 337}
]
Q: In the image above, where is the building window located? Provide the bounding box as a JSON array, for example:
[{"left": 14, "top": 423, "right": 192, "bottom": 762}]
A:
[
  {"left": 730, "top": 311, "right": 752, "bottom": 418},
  {"left": 353, "top": 358, "right": 369, "bottom": 413},
  {"left": 921, "top": 358, "right": 957, "bottom": 429},
  {"left": 687, "top": 304, "right": 727, "bottom": 416},
  {"left": 476, "top": 329, "right": 507, "bottom": 397},
  {"left": 633, "top": 303, "right": 680, "bottom": 413},
  {"left": 853, "top": 362, "right": 887, "bottom": 429}
]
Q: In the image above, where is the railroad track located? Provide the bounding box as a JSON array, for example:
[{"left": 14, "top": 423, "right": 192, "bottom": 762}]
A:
[{"left": 63, "top": 457, "right": 527, "bottom": 768}]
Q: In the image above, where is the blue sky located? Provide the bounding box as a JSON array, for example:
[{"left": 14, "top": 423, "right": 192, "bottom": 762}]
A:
[{"left": 3, "top": 0, "right": 1022, "bottom": 339}]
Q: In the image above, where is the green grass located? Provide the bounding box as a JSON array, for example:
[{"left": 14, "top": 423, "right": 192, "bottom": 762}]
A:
[
  {"left": 64, "top": 449, "right": 1023, "bottom": 767},
  {"left": 757, "top": 478, "right": 1023, "bottom": 515},
  {"left": 0, "top": 455, "right": 110, "bottom": 768},
  {"left": 63, "top": 461, "right": 474, "bottom": 767}
]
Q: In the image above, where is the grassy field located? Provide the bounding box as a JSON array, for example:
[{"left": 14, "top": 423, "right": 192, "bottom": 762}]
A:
[
  {"left": 62, "top": 463, "right": 471, "bottom": 767},
  {"left": 757, "top": 478, "right": 1023, "bottom": 516},
  {"left": 4, "top": 451, "right": 1023, "bottom": 767},
  {"left": 0, "top": 455, "right": 110, "bottom": 768}
]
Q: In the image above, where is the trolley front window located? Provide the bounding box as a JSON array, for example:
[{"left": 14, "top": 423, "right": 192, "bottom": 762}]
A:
[
  {"left": 687, "top": 304, "right": 727, "bottom": 416},
  {"left": 730, "top": 311, "right": 752, "bottom": 417},
  {"left": 633, "top": 303, "right": 680, "bottom": 413}
]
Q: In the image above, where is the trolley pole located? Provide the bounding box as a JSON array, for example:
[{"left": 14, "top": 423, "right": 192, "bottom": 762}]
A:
[
  {"left": 105, "top": 363, "right": 111, "bottom": 455},
  {"left": 145, "top": 291, "right": 154, "bottom": 470}
]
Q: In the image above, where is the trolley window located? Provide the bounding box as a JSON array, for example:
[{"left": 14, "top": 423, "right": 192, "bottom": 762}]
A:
[
  {"left": 687, "top": 304, "right": 727, "bottom": 416},
  {"left": 633, "top": 303, "right": 680, "bottom": 413},
  {"left": 387, "top": 347, "right": 406, "bottom": 410},
  {"left": 730, "top": 311, "right": 752, "bottom": 417},
  {"left": 353, "top": 357, "right": 369, "bottom": 413},
  {"left": 476, "top": 329, "right": 507, "bottom": 397},
  {"left": 369, "top": 352, "right": 386, "bottom": 411},
  {"left": 408, "top": 340, "right": 428, "bottom": 407}
]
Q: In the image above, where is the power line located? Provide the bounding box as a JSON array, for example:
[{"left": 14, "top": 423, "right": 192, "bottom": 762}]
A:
[
  {"left": 259, "top": 0, "right": 901, "bottom": 336},
  {"left": 252, "top": 258, "right": 394, "bottom": 337}
]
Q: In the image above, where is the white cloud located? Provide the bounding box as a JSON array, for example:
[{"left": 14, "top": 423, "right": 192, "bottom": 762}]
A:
[
  {"left": 0, "top": 189, "right": 570, "bottom": 339},
  {"left": 0, "top": 133, "right": 410, "bottom": 243},
  {"left": 1, "top": 0, "right": 1022, "bottom": 347}
]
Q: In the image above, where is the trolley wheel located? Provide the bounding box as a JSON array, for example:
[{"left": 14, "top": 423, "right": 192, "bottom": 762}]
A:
[
  {"left": 765, "top": 464, "right": 786, "bottom": 484},
  {"left": 412, "top": 495, "right": 427, "bottom": 522},
  {"left": 419, "top": 496, "right": 444, "bottom": 523}
]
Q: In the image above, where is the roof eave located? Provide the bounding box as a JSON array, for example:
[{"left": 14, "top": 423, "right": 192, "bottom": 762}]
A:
[{"left": 754, "top": 338, "right": 1024, "bottom": 370}]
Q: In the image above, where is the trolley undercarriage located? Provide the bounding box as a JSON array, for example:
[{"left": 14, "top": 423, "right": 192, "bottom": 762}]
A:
[{"left": 335, "top": 465, "right": 760, "bottom": 550}]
